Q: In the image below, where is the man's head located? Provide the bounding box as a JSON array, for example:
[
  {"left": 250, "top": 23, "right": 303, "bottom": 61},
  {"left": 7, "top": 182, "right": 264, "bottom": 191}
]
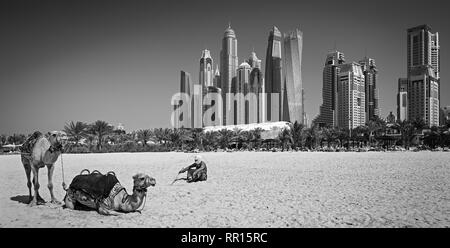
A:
[{"left": 194, "top": 155, "right": 202, "bottom": 164}]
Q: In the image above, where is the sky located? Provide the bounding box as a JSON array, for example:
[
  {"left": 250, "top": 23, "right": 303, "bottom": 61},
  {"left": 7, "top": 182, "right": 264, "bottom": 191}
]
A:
[{"left": 0, "top": 0, "right": 448, "bottom": 134}]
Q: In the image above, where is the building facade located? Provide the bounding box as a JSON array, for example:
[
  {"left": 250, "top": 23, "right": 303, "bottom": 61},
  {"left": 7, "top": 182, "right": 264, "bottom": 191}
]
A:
[
  {"left": 314, "top": 51, "right": 345, "bottom": 127},
  {"left": 359, "top": 57, "right": 379, "bottom": 122},
  {"left": 406, "top": 25, "right": 440, "bottom": 127},
  {"left": 283, "top": 29, "right": 304, "bottom": 124},
  {"left": 220, "top": 24, "right": 239, "bottom": 125},
  {"left": 200, "top": 49, "right": 214, "bottom": 87},
  {"left": 174, "top": 71, "right": 192, "bottom": 128},
  {"left": 247, "top": 52, "right": 265, "bottom": 123},
  {"left": 264, "top": 26, "right": 283, "bottom": 122},
  {"left": 397, "top": 78, "right": 408, "bottom": 122},
  {"left": 336, "top": 62, "right": 366, "bottom": 129}
]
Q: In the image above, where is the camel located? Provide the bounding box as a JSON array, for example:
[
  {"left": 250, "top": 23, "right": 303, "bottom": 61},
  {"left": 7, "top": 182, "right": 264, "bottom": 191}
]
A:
[
  {"left": 63, "top": 171, "right": 156, "bottom": 215},
  {"left": 20, "top": 131, "right": 65, "bottom": 206}
]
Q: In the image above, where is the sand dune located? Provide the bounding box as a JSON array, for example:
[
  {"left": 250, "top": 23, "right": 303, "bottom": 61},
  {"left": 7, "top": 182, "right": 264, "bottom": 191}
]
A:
[{"left": 0, "top": 151, "right": 449, "bottom": 227}]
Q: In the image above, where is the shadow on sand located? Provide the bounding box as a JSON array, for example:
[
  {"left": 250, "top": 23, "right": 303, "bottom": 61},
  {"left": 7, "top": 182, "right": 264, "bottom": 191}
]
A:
[{"left": 10, "top": 195, "right": 31, "bottom": 204}]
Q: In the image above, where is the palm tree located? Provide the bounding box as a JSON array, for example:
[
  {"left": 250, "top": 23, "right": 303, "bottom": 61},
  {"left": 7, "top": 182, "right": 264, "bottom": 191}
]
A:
[
  {"left": 218, "top": 129, "right": 233, "bottom": 149},
  {"left": 277, "top": 128, "right": 293, "bottom": 151},
  {"left": 251, "top": 128, "right": 263, "bottom": 149},
  {"left": 7, "top": 133, "right": 26, "bottom": 145},
  {"left": 64, "top": 121, "right": 89, "bottom": 146},
  {"left": 366, "top": 120, "right": 381, "bottom": 147},
  {"left": 137, "top": 129, "right": 153, "bottom": 146},
  {"left": 231, "top": 128, "right": 244, "bottom": 149},
  {"left": 322, "top": 127, "right": 337, "bottom": 148},
  {"left": 203, "top": 131, "right": 219, "bottom": 151},
  {"left": 153, "top": 128, "right": 165, "bottom": 145},
  {"left": 412, "top": 118, "right": 427, "bottom": 133},
  {"left": 397, "top": 120, "right": 414, "bottom": 149},
  {"left": 0, "top": 134, "right": 7, "bottom": 146},
  {"left": 89, "top": 120, "right": 114, "bottom": 150},
  {"left": 336, "top": 128, "right": 349, "bottom": 148},
  {"left": 291, "top": 121, "right": 304, "bottom": 149},
  {"left": 190, "top": 128, "right": 205, "bottom": 150}
]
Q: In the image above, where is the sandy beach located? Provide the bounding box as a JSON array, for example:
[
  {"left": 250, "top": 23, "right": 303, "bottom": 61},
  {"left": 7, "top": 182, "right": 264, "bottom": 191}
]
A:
[{"left": 0, "top": 151, "right": 449, "bottom": 228}]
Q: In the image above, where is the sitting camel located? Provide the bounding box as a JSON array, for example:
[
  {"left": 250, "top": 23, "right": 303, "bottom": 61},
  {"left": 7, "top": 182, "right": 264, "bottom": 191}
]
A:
[
  {"left": 20, "top": 131, "right": 65, "bottom": 206},
  {"left": 63, "top": 170, "right": 156, "bottom": 215}
]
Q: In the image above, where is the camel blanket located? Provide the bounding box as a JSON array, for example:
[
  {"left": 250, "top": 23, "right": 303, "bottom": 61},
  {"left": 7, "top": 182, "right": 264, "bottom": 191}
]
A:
[
  {"left": 19, "top": 131, "right": 43, "bottom": 157},
  {"left": 68, "top": 172, "right": 120, "bottom": 201}
]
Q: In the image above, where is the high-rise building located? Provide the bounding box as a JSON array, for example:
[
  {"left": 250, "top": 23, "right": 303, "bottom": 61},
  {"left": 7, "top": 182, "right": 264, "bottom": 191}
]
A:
[
  {"left": 283, "top": 29, "right": 304, "bottom": 124},
  {"left": 220, "top": 24, "right": 239, "bottom": 125},
  {"left": 407, "top": 25, "right": 440, "bottom": 79},
  {"left": 397, "top": 78, "right": 408, "bottom": 122},
  {"left": 336, "top": 62, "right": 366, "bottom": 129},
  {"left": 442, "top": 106, "right": 450, "bottom": 124},
  {"left": 213, "top": 65, "right": 221, "bottom": 88},
  {"left": 359, "top": 57, "right": 379, "bottom": 122},
  {"left": 234, "top": 62, "right": 252, "bottom": 124},
  {"left": 200, "top": 49, "right": 214, "bottom": 87},
  {"left": 180, "top": 70, "right": 192, "bottom": 95},
  {"left": 314, "top": 51, "right": 345, "bottom": 127},
  {"left": 175, "top": 71, "right": 192, "bottom": 128},
  {"left": 405, "top": 25, "right": 440, "bottom": 127},
  {"left": 264, "top": 26, "right": 283, "bottom": 122},
  {"left": 408, "top": 66, "right": 439, "bottom": 126},
  {"left": 247, "top": 51, "right": 265, "bottom": 123}
]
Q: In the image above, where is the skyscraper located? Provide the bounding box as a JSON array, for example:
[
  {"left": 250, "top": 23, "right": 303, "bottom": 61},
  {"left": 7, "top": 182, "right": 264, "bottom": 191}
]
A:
[
  {"left": 235, "top": 62, "right": 252, "bottom": 124},
  {"left": 283, "top": 29, "right": 304, "bottom": 124},
  {"left": 336, "top": 62, "right": 366, "bottom": 129},
  {"left": 406, "top": 25, "right": 440, "bottom": 126},
  {"left": 314, "top": 51, "right": 345, "bottom": 127},
  {"left": 174, "top": 71, "right": 192, "bottom": 128},
  {"left": 397, "top": 78, "right": 408, "bottom": 122},
  {"left": 247, "top": 51, "right": 264, "bottom": 123},
  {"left": 213, "top": 65, "right": 221, "bottom": 88},
  {"left": 220, "top": 24, "right": 238, "bottom": 125},
  {"left": 264, "top": 26, "right": 283, "bottom": 122},
  {"left": 200, "top": 49, "right": 214, "bottom": 87},
  {"left": 359, "top": 57, "right": 379, "bottom": 122}
]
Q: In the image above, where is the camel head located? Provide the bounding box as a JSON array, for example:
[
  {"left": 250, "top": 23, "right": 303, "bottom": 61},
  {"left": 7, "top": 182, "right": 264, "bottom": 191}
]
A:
[
  {"left": 132, "top": 173, "right": 156, "bottom": 191},
  {"left": 47, "top": 131, "right": 67, "bottom": 152}
]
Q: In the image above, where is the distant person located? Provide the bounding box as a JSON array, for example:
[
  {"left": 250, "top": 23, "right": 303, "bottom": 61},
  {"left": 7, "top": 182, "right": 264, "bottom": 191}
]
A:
[{"left": 179, "top": 155, "right": 207, "bottom": 183}]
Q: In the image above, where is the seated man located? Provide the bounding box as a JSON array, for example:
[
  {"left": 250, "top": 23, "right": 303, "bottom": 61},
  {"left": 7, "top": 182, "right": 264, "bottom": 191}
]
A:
[{"left": 179, "top": 155, "right": 207, "bottom": 183}]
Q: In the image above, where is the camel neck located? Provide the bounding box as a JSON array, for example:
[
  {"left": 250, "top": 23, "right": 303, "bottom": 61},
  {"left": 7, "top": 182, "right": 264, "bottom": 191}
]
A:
[{"left": 122, "top": 188, "right": 146, "bottom": 211}]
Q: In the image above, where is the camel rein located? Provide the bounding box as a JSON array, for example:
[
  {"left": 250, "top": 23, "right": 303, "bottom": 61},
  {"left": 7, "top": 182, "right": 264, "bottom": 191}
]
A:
[{"left": 61, "top": 153, "right": 67, "bottom": 191}]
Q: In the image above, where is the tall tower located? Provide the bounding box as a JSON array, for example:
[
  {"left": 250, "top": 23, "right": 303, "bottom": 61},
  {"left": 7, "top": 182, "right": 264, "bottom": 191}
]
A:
[
  {"left": 314, "top": 51, "right": 345, "bottom": 127},
  {"left": 220, "top": 24, "right": 238, "bottom": 125},
  {"left": 213, "top": 65, "right": 221, "bottom": 88},
  {"left": 283, "top": 29, "right": 304, "bottom": 124},
  {"left": 336, "top": 62, "right": 366, "bottom": 129},
  {"left": 247, "top": 51, "right": 264, "bottom": 123},
  {"left": 264, "top": 26, "right": 283, "bottom": 122},
  {"left": 397, "top": 78, "right": 408, "bottom": 122},
  {"left": 235, "top": 62, "right": 252, "bottom": 124},
  {"left": 406, "top": 25, "right": 440, "bottom": 127},
  {"left": 359, "top": 57, "right": 379, "bottom": 122},
  {"left": 175, "top": 71, "right": 192, "bottom": 128},
  {"left": 200, "top": 49, "right": 214, "bottom": 87}
]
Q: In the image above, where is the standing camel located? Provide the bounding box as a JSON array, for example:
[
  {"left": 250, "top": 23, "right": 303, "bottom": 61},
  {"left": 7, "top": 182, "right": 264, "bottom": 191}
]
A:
[{"left": 20, "top": 131, "right": 64, "bottom": 206}]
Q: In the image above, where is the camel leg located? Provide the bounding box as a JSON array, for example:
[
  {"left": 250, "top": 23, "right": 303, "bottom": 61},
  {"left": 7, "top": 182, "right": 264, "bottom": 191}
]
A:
[
  {"left": 47, "top": 164, "right": 60, "bottom": 204},
  {"left": 22, "top": 160, "right": 33, "bottom": 203},
  {"left": 98, "top": 206, "right": 120, "bottom": 216},
  {"left": 29, "top": 165, "right": 40, "bottom": 207}
]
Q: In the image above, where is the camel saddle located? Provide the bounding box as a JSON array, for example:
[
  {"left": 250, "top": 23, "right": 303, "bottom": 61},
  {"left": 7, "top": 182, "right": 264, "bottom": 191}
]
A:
[{"left": 68, "top": 170, "right": 120, "bottom": 202}]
